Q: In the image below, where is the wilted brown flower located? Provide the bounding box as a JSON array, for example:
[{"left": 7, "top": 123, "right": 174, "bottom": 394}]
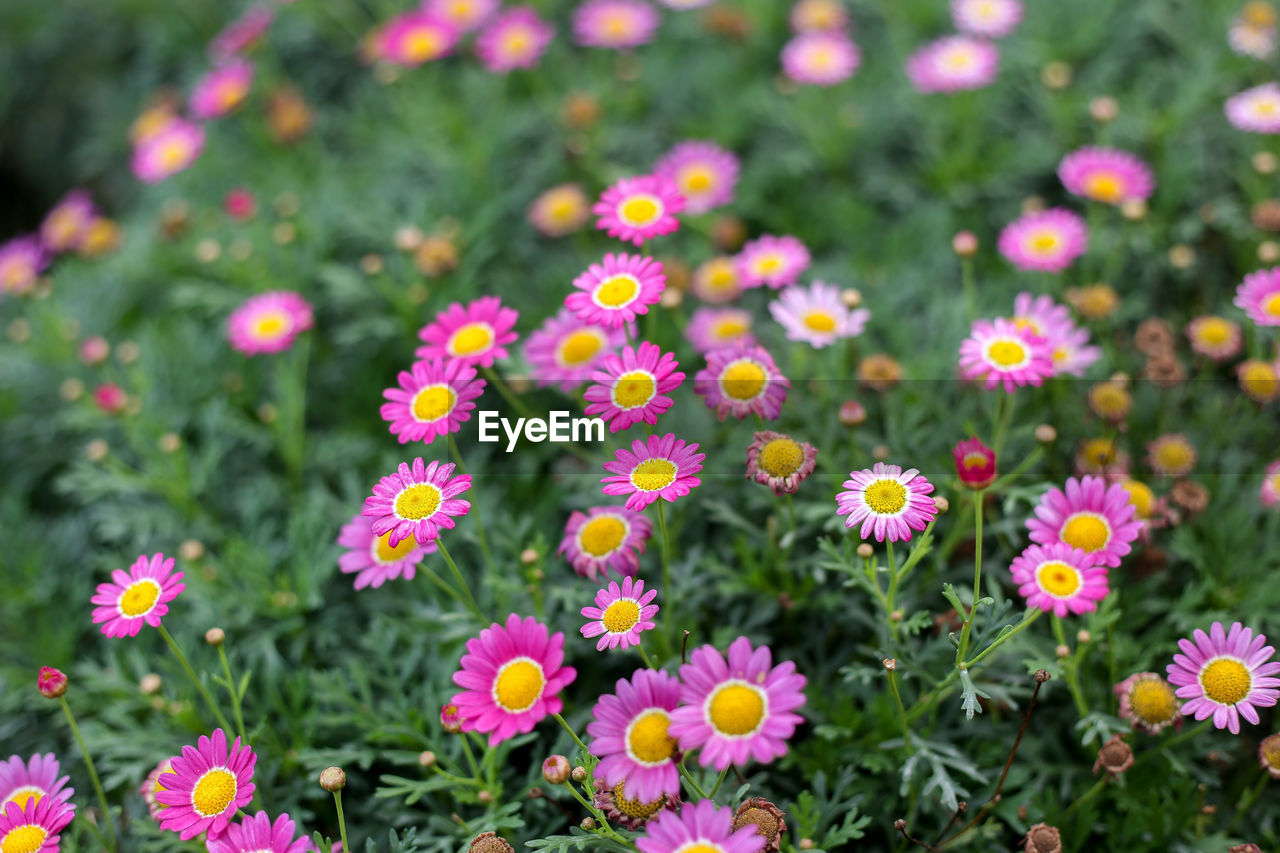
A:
[
  {"left": 1143, "top": 354, "right": 1186, "bottom": 389},
  {"left": 413, "top": 234, "right": 459, "bottom": 277},
  {"left": 468, "top": 832, "right": 514, "bottom": 853},
  {"left": 732, "top": 798, "right": 787, "bottom": 853},
  {"left": 1065, "top": 284, "right": 1118, "bottom": 320},
  {"left": 1023, "top": 823, "right": 1061, "bottom": 853},
  {"left": 1170, "top": 480, "right": 1209, "bottom": 514},
  {"left": 1135, "top": 318, "right": 1175, "bottom": 356},
  {"left": 1093, "top": 734, "right": 1134, "bottom": 777},
  {"left": 267, "top": 86, "right": 313, "bottom": 143},
  {"left": 859, "top": 353, "right": 901, "bottom": 392}
]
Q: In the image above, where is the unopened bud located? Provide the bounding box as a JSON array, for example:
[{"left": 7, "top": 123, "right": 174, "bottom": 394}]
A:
[
  {"left": 571, "top": 766, "right": 586, "bottom": 782},
  {"left": 1035, "top": 669, "right": 1051, "bottom": 683},
  {"left": 1034, "top": 424, "right": 1057, "bottom": 444},
  {"left": 205, "top": 627, "right": 225, "bottom": 646},
  {"left": 319, "top": 766, "right": 346, "bottom": 792},
  {"left": 840, "top": 288, "right": 862, "bottom": 308},
  {"left": 139, "top": 673, "right": 163, "bottom": 695},
  {"left": 580, "top": 817, "right": 596, "bottom": 831},
  {"left": 952, "top": 231, "right": 979, "bottom": 257},
  {"left": 419, "top": 751, "right": 436, "bottom": 768},
  {"left": 882, "top": 658, "right": 897, "bottom": 671},
  {"left": 520, "top": 548, "right": 539, "bottom": 566},
  {"left": 856, "top": 543, "right": 874, "bottom": 559},
  {"left": 1076, "top": 630, "right": 1091, "bottom": 644},
  {"left": 933, "top": 496, "right": 950, "bottom": 514},
  {"left": 1055, "top": 644, "right": 1070, "bottom": 659},
  {"left": 542, "top": 755, "right": 571, "bottom": 785},
  {"left": 37, "top": 666, "right": 67, "bottom": 699}
]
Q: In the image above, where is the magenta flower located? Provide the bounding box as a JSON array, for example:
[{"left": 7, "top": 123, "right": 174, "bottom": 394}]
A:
[
  {"left": 475, "top": 6, "right": 554, "bottom": 71},
  {"left": 997, "top": 208, "right": 1088, "bottom": 273},
  {"left": 572, "top": 0, "right": 660, "bottom": 49},
  {"left": 636, "top": 799, "right": 765, "bottom": 853},
  {"left": 415, "top": 296, "right": 519, "bottom": 368},
  {"left": 1186, "top": 316, "right": 1242, "bottom": 361},
  {"left": 91, "top": 553, "right": 186, "bottom": 638},
  {"left": 566, "top": 253, "right": 666, "bottom": 328},
  {"left": 189, "top": 59, "right": 253, "bottom": 119},
  {"left": 1026, "top": 475, "right": 1144, "bottom": 568},
  {"left": 736, "top": 234, "right": 811, "bottom": 289},
  {"left": 378, "top": 12, "right": 460, "bottom": 66},
  {"left": 40, "top": 189, "right": 96, "bottom": 253},
  {"left": 1262, "top": 460, "right": 1280, "bottom": 508},
  {"left": 131, "top": 118, "right": 206, "bottom": 183},
  {"left": 685, "top": 307, "right": 754, "bottom": 353},
  {"left": 155, "top": 729, "right": 256, "bottom": 841},
  {"left": 1167, "top": 622, "right": 1280, "bottom": 734},
  {"left": 588, "top": 668, "right": 682, "bottom": 802},
  {"left": 423, "top": 0, "right": 500, "bottom": 32},
  {"left": 781, "top": 31, "right": 861, "bottom": 86},
  {"left": 524, "top": 308, "right": 624, "bottom": 392},
  {"left": 668, "top": 636, "right": 807, "bottom": 771},
  {"left": 1009, "top": 542, "right": 1109, "bottom": 618},
  {"left": 583, "top": 341, "right": 685, "bottom": 433},
  {"left": 336, "top": 512, "right": 434, "bottom": 590},
  {"left": 593, "top": 175, "right": 685, "bottom": 246},
  {"left": 953, "top": 437, "right": 997, "bottom": 490},
  {"left": 226, "top": 291, "right": 314, "bottom": 356},
  {"left": 745, "top": 431, "right": 818, "bottom": 496},
  {"left": 0, "top": 796, "right": 74, "bottom": 853},
  {"left": 951, "top": 0, "right": 1023, "bottom": 38},
  {"left": 362, "top": 458, "right": 472, "bottom": 547},
  {"left": 836, "top": 462, "right": 938, "bottom": 543},
  {"left": 580, "top": 575, "right": 659, "bottom": 650},
  {"left": 559, "top": 506, "right": 652, "bottom": 580},
  {"left": 958, "top": 317, "right": 1055, "bottom": 392},
  {"left": 0, "top": 754, "right": 74, "bottom": 811},
  {"left": 1009, "top": 291, "right": 1072, "bottom": 342},
  {"left": 906, "top": 35, "right": 999, "bottom": 93},
  {"left": 693, "top": 342, "right": 790, "bottom": 421},
  {"left": 652, "top": 141, "right": 739, "bottom": 215},
  {"left": 0, "top": 235, "right": 47, "bottom": 296},
  {"left": 1234, "top": 267, "right": 1280, "bottom": 326},
  {"left": 1226, "top": 83, "right": 1280, "bottom": 134},
  {"left": 380, "top": 358, "right": 486, "bottom": 445},
  {"left": 209, "top": 5, "right": 274, "bottom": 61},
  {"left": 448, "top": 614, "right": 578, "bottom": 745},
  {"left": 1114, "top": 672, "right": 1181, "bottom": 734},
  {"left": 601, "top": 433, "right": 705, "bottom": 511},
  {"left": 206, "top": 811, "right": 313, "bottom": 853},
  {"left": 1058, "top": 147, "right": 1155, "bottom": 205}
]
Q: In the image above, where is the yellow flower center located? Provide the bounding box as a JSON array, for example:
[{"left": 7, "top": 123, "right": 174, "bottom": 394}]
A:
[
  {"left": 752, "top": 254, "right": 783, "bottom": 275},
  {"left": 1128, "top": 678, "right": 1177, "bottom": 724},
  {"left": 1060, "top": 513, "right": 1110, "bottom": 552},
  {"left": 502, "top": 30, "right": 531, "bottom": 53},
  {"left": 611, "top": 783, "right": 667, "bottom": 820},
  {"left": 1200, "top": 658, "right": 1252, "bottom": 705},
  {"left": 374, "top": 529, "right": 419, "bottom": 563},
  {"left": 1154, "top": 441, "right": 1193, "bottom": 472},
  {"left": 602, "top": 598, "right": 642, "bottom": 634},
  {"left": 613, "top": 371, "right": 656, "bottom": 409},
  {"left": 214, "top": 81, "right": 247, "bottom": 112},
  {"left": 803, "top": 310, "right": 837, "bottom": 333},
  {"left": 1035, "top": 560, "right": 1081, "bottom": 598},
  {"left": 159, "top": 140, "right": 192, "bottom": 170},
  {"left": 1120, "top": 480, "right": 1154, "bottom": 519},
  {"left": 603, "top": 12, "right": 632, "bottom": 37},
  {"left": 630, "top": 458, "right": 678, "bottom": 492},
  {"left": 251, "top": 310, "right": 289, "bottom": 340},
  {"left": 679, "top": 165, "right": 715, "bottom": 194},
  {"left": 719, "top": 360, "right": 767, "bottom": 400},
  {"left": 619, "top": 195, "right": 662, "bottom": 227},
  {"left": 120, "top": 578, "right": 162, "bottom": 617},
  {"left": 578, "top": 516, "right": 626, "bottom": 556},
  {"left": 707, "top": 682, "right": 767, "bottom": 736},
  {"left": 678, "top": 846, "right": 723, "bottom": 853},
  {"left": 1262, "top": 739, "right": 1280, "bottom": 769},
  {"left": 712, "top": 318, "right": 749, "bottom": 340},
  {"left": 1012, "top": 316, "right": 1043, "bottom": 336},
  {"left": 493, "top": 657, "right": 545, "bottom": 712},
  {"left": 191, "top": 767, "right": 238, "bottom": 817},
  {"left": 1194, "top": 317, "right": 1231, "bottom": 345},
  {"left": 1090, "top": 384, "right": 1130, "bottom": 417},
  {"left": 703, "top": 260, "right": 737, "bottom": 290},
  {"left": 1254, "top": 99, "right": 1279, "bottom": 117},
  {"left": 557, "top": 329, "right": 604, "bottom": 366},
  {"left": 1241, "top": 361, "right": 1280, "bottom": 397},
  {"left": 411, "top": 384, "right": 456, "bottom": 422},
  {"left": 626, "top": 710, "right": 676, "bottom": 765},
  {"left": 1263, "top": 293, "right": 1280, "bottom": 317},
  {"left": 943, "top": 47, "right": 975, "bottom": 71},
  {"left": 405, "top": 28, "right": 444, "bottom": 62},
  {"left": 1, "top": 825, "right": 48, "bottom": 853},
  {"left": 962, "top": 452, "right": 989, "bottom": 471},
  {"left": 1079, "top": 438, "right": 1117, "bottom": 468},
  {"left": 807, "top": 46, "right": 835, "bottom": 69},
  {"left": 594, "top": 275, "right": 640, "bottom": 308},
  {"left": 448, "top": 323, "right": 494, "bottom": 357},
  {"left": 864, "top": 478, "right": 908, "bottom": 515},
  {"left": 1084, "top": 171, "right": 1124, "bottom": 203},
  {"left": 758, "top": 438, "right": 804, "bottom": 478},
  {"left": 1027, "top": 231, "right": 1060, "bottom": 254},
  {"left": 1, "top": 789, "right": 42, "bottom": 811},
  {"left": 547, "top": 193, "right": 582, "bottom": 224},
  {"left": 986, "top": 339, "right": 1028, "bottom": 368},
  {"left": 394, "top": 483, "right": 442, "bottom": 520}
]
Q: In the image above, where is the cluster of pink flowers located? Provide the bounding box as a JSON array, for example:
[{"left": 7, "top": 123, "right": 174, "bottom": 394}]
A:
[
  {"left": 781, "top": 0, "right": 860, "bottom": 87},
  {"left": 0, "top": 187, "right": 122, "bottom": 299},
  {"left": 373, "top": 3, "right": 554, "bottom": 73},
  {"left": 958, "top": 292, "right": 1100, "bottom": 391}
]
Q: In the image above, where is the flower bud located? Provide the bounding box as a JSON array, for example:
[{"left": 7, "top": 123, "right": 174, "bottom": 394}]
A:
[
  {"left": 1055, "top": 644, "right": 1070, "bottom": 659},
  {"left": 139, "top": 673, "right": 163, "bottom": 694},
  {"left": 319, "top": 766, "right": 346, "bottom": 792},
  {"left": 1034, "top": 424, "right": 1057, "bottom": 444},
  {"left": 542, "top": 755, "right": 570, "bottom": 785},
  {"left": 1023, "top": 823, "right": 1061, "bottom": 853},
  {"left": 933, "top": 496, "right": 949, "bottom": 514},
  {"left": 952, "top": 437, "right": 996, "bottom": 490},
  {"left": 440, "top": 702, "right": 463, "bottom": 734},
  {"left": 579, "top": 817, "right": 596, "bottom": 831},
  {"left": 205, "top": 627, "right": 225, "bottom": 646},
  {"left": 38, "top": 666, "right": 67, "bottom": 699},
  {"left": 520, "top": 548, "right": 539, "bottom": 566},
  {"left": 838, "top": 400, "right": 866, "bottom": 427},
  {"left": 418, "top": 751, "right": 436, "bottom": 768},
  {"left": 856, "top": 543, "right": 874, "bottom": 559},
  {"left": 571, "top": 766, "right": 586, "bottom": 782},
  {"left": 952, "top": 231, "right": 979, "bottom": 257}
]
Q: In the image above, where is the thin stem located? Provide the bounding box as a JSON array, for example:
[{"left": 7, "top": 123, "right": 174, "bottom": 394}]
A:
[
  {"left": 216, "top": 644, "right": 248, "bottom": 745},
  {"left": 552, "top": 712, "right": 589, "bottom": 756},
  {"left": 887, "top": 668, "right": 913, "bottom": 754},
  {"left": 435, "top": 540, "right": 485, "bottom": 621},
  {"left": 332, "top": 790, "right": 350, "bottom": 853},
  {"left": 1058, "top": 775, "right": 1107, "bottom": 821},
  {"left": 677, "top": 757, "right": 709, "bottom": 799},
  {"left": 657, "top": 499, "right": 673, "bottom": 652},
  {"left": 708, "top": 766, "right": 731, "bottom": 799},
  {"left": 962, "top": 609, "right": 1043, "bottom": 669},
  {"left": 960, "top": 257, "right": 976, "bottom": 322},
  {"left": 459, "top": 730, "right": 482, "bottom": 781},
  {"left": 157, "top": 624, "right": 234, "bottom": 733},
  {"left": 59, "top": 697, "right": 118, "bottom": 852},
  {"left": 992, "top": 393, "right": 1016, "bottom": 458},
  {"left": 1051, "top": 616, "right": 1089, "bottom": 717},
  {"left": 637, "top": 642, "right": 657, "bottom": 670},
  {"left": 955, "top": 489, "right": 985, "bottom": 664},
  {"left": 480, "top": 366, "right": 539, "bottom": 421},
  {"left": 448, "top": 434, "right": 497, "bottom": 576}
]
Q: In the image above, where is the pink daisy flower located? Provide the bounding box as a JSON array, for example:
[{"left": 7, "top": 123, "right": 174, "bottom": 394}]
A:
[
  {"left": 226, "top": 291, "right": 314, "bottom": 356},
  {"left": 601, "top": 433, "right": 705, "bottom": 511},
  {"left": 131, "top": 118, "right": 206, "bottom": 183},
  {"left": 423, "top": 0, "right": 500, "bottom": 32},
  {"left": 40, "top": 189, "right": 96, "bottom": 253},
  {"left": 583, "top": 342, "right": 685, "bottom": 433},
  {"left": 691, "top": 256, "right": 744, "bottom": 304},
  {"left": 769, "top": 280, "right": 869, "bottom": 348},
  {"left": 781, "top": 31, "right": 861, "bottom": 86},
  {"left": 657, "top": 0, "right": 713, "bottom": 7},
  {"left": 1009, "top": 542, "right": 1109, "bottom": 618},
  {"left": 1114, "top": 672, "right": 1182, "bottom": 734},
  {"left": 0, "top": 796, "right": 74, "bottom": 853},
  {"left": 958, "top": 317, "right": 1054, "bottom": 392},
  {"left": 476, "top": 7, "right": 555, "bottom": 72},
  {"left": 652, "top": 141, "right": 739, "bottom": 215},
  {"left": 580, "top": 575, "right": 659, "bottom": 650},
  {"left": 588, "top": 668, "right": 682, "bottom": 803},
  {"left": 140, "top": 758, "right": 174, "bottom": 821},
  {"left": 209, "top": 6, "right": 274, "bottom": 61},
  {"left": 155, "top": 729, "right": 257, "bottom": 841},
  {"left": 1186, "top": 315, "right": 1242, "bottom": 361},
  {"left": 736, "top": 234, "right": 811, "bottom": 289},
  {"left": 524, "top": 308, "right": 624, "bottom": 392},
  {"left": 448, "top": 613, "right": 578, "bottom": 745},
  {"left": 1009, "top": 291, "right": 1072, "bottom": 341},
  {"left": 189, "top": 59, "right": 253, "bottom": 120},
  {"left": 905, "top": 35, "right": 999, "bottom": 94},
  {"left": 90, "top": 553, "right": 186, "bottom": 639},
  {"left": 1167, "top": 621, "right": 1280, "bottom": 734},
  {"left": 685, "top": 307, "right": 754, "bottom": 353},
  {"left": 415, "top": 295, "right": 519, "bottom": 368},
  {"left": 997, "top": 208, "right": 1088, "bottom": 273},
  {"left": 572, "top": 0, "right": 660, "bottom": 49},
  {"left": 637, "top": 799, "right": 766, "bottom": 853},
  {"left": 1026, "top": 475, "right": 1144, "bottom": 568},
  {"left": 380, "top": 358, "right": 486, "bottom": 445},
  {"left": 953, "top": 436, "right": 997, "bottom": 490},
  {"left": 559, "top": 506, "right": 653, "bottom": 580},
  {"left": 362, "top": 458, "right": 471, "bottom": 547},
  {"left": 951, "top": 0, "right": 1023, "bottom": 38},
  {"left": 566, "top": 253, "right": 666, "bottom": 328},
  {"left": 0, "top": 236, "right": 48, "bottom": 296},
  {"left": 1045, "top": 324, "right": 1102, "bottom": 377},
  {"left": 378, "top": 12, "right": 460, "bottom": 66},
  {"left": 668, "top": 636, "right": 807, "bottom": 771},
  {"left": 746, "top": 431, "right": 818, "bottom": 496},
  {"left": 1058, "top": 147, "right": 1155, "bottom": 205},
  {"left": 207, "top": 811, "right": 313, "bottom": 853},
  {"left": 693, "top": 343, "right": 789, "bottom": 421},
  {"left": 836, "top": 462, "right": 938, "bottom": 543},
  {"left": 790, "top": 0, "right": 848, "bottom": 33},
  {"left": 1261, "top": 459, "right": 1280, "bottom": 508},
  {"left": 0, "top": 754, "right": 73, "bottom": 811},
  {"left": 1226, "top": 83, "right": 1280, "bottom": 133},
  {"left": 1234, "top": 267, "right": 1280, "bottom": 326},
  {"left": 336, "top": 512, "right": 434, "bottom": 590},
  {"left": 593, "top": 175, "right": 685, "bottom": 246}
]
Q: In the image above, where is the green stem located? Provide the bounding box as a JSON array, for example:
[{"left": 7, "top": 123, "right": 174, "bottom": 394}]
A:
[
  {"left": 216, "top": 644, "right": 248, "bottom": 746},
  {"left": 986, "top": 446, "right": 1043, "bottom": 492},
  {"left": 552, "top": 712, "right": 590, "bottom": 757},
  {"left": 59, "top": 696, "right": 119, "bottom": 852},
  {"left": 448, "top": 434, "right": 497, "bottom": 576},
  {"left": 657, "top": 499, "right": 673, "bottom": 652},
  {"left": 1052, "top": 616, "right": 1089, "bottom": 717},
  {"left": 677, "top": 756, "right": 709, "bottom": 799},
  {"left": 1059, "top": 774, "right": 1107, "bottom": 821},
  {"left": 887, "top": 668, "right": 913, "bottom": 754},
  {"left": 332, "top": 790, "right": 350, "bottom": 853},
  {"left": 961, "top": 256, "right": 976, "bottom": 322},
  {"left": 637, "top": 642, "right": 657, "bottom": 670},
  {"left": 481, "top": 366, "right": 539, "bottom": 421},
  {"left": 157, "top": 624, "right": 235, "bottom": 733},
  {"left": 962, "top": 609, "right": 1043, "bottom": 669},
  {"left": 708, "top": 766, "right": 730, "bottom": 799},
  {"left": 992, "top": 393, "right": 1016, "bottom": 458},
  {"left": 435, "top": 540, "right": 485, "bottom": 621},
  {"left": 955, "top": 489, "right": 985, "bottom": 664},
  {"left": 459, "top": 730, "right": 482, "bottom": 781}
]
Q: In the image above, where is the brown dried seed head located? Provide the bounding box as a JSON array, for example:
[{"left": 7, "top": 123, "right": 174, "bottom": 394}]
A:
[
  {"left": 468, "top": 832, "right": 514, "bottom": 853},
  {"left": 1024, "top": 823, "right": 1062, "bottom": 853}
]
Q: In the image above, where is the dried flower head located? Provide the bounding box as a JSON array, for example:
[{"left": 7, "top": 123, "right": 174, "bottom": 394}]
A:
[
  {"left": 1023, "top": 823, "right": 1062, "bottom": 853},
  {"left": 1093, "top": 734, "right": 1134, "bottom": 776},
  {"left": 732, "top": 797, "right": 787, "bottom": 853}
]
